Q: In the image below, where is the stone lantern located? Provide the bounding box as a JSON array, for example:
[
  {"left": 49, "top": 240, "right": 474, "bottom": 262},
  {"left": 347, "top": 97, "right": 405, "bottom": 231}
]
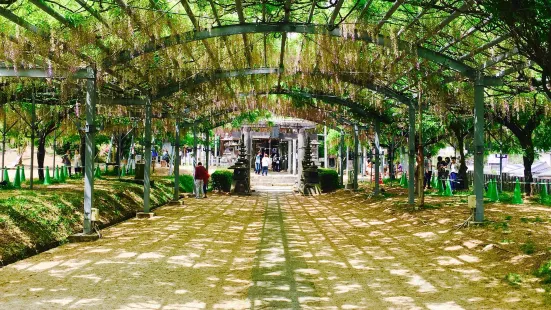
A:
[
  {"left": 299, "top": 137, "right": 321, "bottom": 195},
  {"left": 228, "top": 136, "right": 251, "bottom": 195}
]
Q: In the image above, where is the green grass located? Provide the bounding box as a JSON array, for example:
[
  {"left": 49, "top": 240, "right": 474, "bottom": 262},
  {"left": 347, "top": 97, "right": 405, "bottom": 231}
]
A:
[
  {"left": 504, "top": 273, "right": 522, "bottom": 287},
  {"left": 520, "top": 240, "right": 537, "bottom": 255},
  {"left": 535, "top": 260, "right": 551, "bottom": 284},
  {"left": 0, "top": 178, "right": 174, "bottom": 265}
]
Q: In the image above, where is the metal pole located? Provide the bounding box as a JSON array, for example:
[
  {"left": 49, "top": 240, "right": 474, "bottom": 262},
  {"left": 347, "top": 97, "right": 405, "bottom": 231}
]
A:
[
  {"left": 287, "top": 139, "right": 292, "bottom": 173},
  {"left": 346, "top": 145, "right": 349, "bottom": 183},
  {"left": 374, "top": 119, "right": 380, "bottom": 195},
  {"left": 193, "top": 126, "right": 197, "bottom": 167},
  {"left": 298, "top": 128, "right": 305, "bottom": 183},
  {"left": 324, "top": 125, "right": 328, "bottom": 168},
  {"left": 408, "top": 103, "right": 416, "bottom": 205},
  {"left": 143, "top": 98, "right": 152, "bottom": 213},
  {"left": 499, "top": 126, "right": 503, "bottom": 192},
  {"left": 30, "top": 92, "right": 35, "bottom": 189},
  {"left": 84, "top": 69, "right": 96, "bottom": 234},
  {"left": 339, "top": 129, "right": 344, "bottom": 186},
  {"left": 1, "top": 104, "right": 6, "bottom": 181},
  {"left": 173, "top": 123, "right": 180, "bottom": 201},
  {"left": 353, "top": 124, "right": 359, "bottom": 191},
  {"left": 205, "top": 131, "right": 210, "bottom": 171},
  {"left": 474, "top": 73, "right": 485, "bottom": 222},
  {"left": 293, "top": 138, "right": 298, "bottom": 175}
]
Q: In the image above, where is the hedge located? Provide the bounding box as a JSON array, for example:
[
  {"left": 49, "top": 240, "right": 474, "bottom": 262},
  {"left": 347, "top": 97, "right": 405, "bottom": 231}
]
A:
[
  {"left": 319, "top": 168, "right": 339, "bottom": 193},
  {"left": 211, "top": 170, "right": 233, "bottom": 192},
  {"left": 179, "top": 175, "right": 195, "bottom": 193}
]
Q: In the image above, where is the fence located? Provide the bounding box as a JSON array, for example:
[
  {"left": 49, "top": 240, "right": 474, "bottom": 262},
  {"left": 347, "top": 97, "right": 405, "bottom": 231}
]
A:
[{"left": 466, "top": 172, "right": 551, "bottom": 194}]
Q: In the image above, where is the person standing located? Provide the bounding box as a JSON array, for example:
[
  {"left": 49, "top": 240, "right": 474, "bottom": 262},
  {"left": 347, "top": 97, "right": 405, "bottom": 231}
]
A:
[
  {"left": 424, "top": 154, "right": 432, "bottom": 189},
  {"left": 63, "top": 150, "right": 72, "bottom": 176},
  {"left": 436, "top": 156, "right": 445, "bottom": 189},
  {"left": 255, "top": 151, "right": 262, "bottom": 174},
  {"left": 261, "top": 153, "right": 270, "bottom": 176},
  {"left": 194, "top": 162, "right": 208, "bottom": 199},
  {"left": 73, "top": 149, "right": 81, "bottom": 174},
  {"left": 450, "top": 157, "right": 459, "bottom": 190},
  {"left": 151, "top": 148, "right": 158, "bottom": 172}
]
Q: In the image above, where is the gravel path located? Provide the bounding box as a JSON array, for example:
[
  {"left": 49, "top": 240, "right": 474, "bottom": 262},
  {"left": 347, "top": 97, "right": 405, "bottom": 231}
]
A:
[{"left": 0, "top": 192, "right": 547, "bottom": 309}]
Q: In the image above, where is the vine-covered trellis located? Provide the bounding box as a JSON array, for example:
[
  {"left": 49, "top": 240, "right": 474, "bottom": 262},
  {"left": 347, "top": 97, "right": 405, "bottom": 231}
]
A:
[{"left": 0, "top": 0, "right": 549, "bottom": 233}]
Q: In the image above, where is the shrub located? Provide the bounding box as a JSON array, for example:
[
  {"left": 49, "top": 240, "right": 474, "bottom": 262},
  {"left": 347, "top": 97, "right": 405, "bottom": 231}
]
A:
[
  {"left": 179, "top": 175, "right": 195, "bottom": 193},
  {"left": 319, "top": 168, "right": 339, "bottom": 193},
  {"left": 535, "top": 260, "right": 551, "bottom": 284},
  {"left": 211, "top": 170, "right": 233, "bottom": 192},
  {"left": 504, "top": 273, "right": 522, "bottom": 287},
  {"left": 520, "top": 240, "right": 536, "bottom": 255}
]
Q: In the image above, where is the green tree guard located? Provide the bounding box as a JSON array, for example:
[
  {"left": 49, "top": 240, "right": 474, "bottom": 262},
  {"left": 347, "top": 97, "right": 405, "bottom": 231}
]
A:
[
  {"left": 489, "top": 180, "right": 499, "bottom": 202},
  {"left": 540, "top": 182, "right": 549, "bottom": 204},
  {"left": 64, "top": 166, "right": 69, "bottom": 179},
  {"left": 444, "top": 178, "right": 453, "bottom": 196},
  {"left": 399, "top": 173, "right": 405, "bottom": 186},
  {"left": 121, "top": 166, "right": 126, "bottom": 177},
  {"left": 486, "top": 179, "right": 493, "bottom": 198},
  {"left": 431, "top": 174, "right": 438, "bottom": 189},
  {"left": 400, "top": 173, "right": 408, "bottom": 188},
  {"left": 3, "top": 167, "right": 10, "bottom": 186},
  {"left": 512, "top": 179, "right": 523, "bottom": 204},
  {"left": 60, "top": 166, "right": 66, "bottom": 183},
  {"left": 20, "top": 167, "right": 26, "bottom": 182},
  {"left": 94, "top": 166, "right": 102, "bottom": 179},
  {"left": 55, "top": 166, "right": 60, "bottom": 180},
  {"left": 437, "top": 177, "right": 444, "bottom": 195},
  {"left": 13, "top": 166, "right": 21, "bottom": 189},
  {"left": 128, "top": 165, "right": 134, "bottom": 175},
  {"left": 104, "top": 163, "right": 108, "bottom": 173},
  {"left": 43, "top": 166, "right": 52, "bottom": 185}
]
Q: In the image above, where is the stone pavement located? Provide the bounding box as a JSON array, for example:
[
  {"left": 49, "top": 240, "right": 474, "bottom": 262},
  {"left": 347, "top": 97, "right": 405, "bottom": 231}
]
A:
[{"left": 0, "top": 192, "right": 546, "bottom": 309}]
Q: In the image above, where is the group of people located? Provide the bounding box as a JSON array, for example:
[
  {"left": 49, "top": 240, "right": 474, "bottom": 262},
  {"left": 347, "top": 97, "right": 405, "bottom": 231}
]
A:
[
  {"left": 424, "top": 155, "right": 461, "bottom": 190},
  {"left": 254, "top": 152, "right": 281, "bottom": 175},
  {"left": 61, "top": 149, "right": 81, "bottom": 176}
]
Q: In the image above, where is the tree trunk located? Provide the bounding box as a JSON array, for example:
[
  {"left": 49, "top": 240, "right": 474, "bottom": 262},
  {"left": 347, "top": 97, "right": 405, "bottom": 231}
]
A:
[
  {"left": 522, "top": 141, "right": 535, "bottom": 196},
  {"left": 37, "top": 133, "right": 46, "bottom": 181}
]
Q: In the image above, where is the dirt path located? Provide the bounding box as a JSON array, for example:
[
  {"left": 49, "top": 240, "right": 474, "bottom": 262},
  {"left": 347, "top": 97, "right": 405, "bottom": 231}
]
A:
[{"left": 0, "top": 192, "right": 548, "bottom": 309}]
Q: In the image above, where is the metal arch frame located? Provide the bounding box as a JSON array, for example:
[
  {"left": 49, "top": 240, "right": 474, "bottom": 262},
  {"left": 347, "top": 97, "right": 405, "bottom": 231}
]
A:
[
  {"left": 153, "top": 67, "right": 416, "bottom": 109},
  {"left": 104, "top": 22, "right": 497, "bottom": 81}
]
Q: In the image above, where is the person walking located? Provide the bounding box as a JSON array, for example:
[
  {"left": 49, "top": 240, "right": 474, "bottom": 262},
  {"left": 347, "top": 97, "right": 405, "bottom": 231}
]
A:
[
  {"left": 437, "top": 156, "right": 446, "bottom": 189},
  {"left": 63, "top": 150, "right": 72, "bottom": 176},
  {"left": 261, "top": 153, "right": 270, "bottom": 176},
  {"left": 73, "top": 149, "right": 81, "bottom": 174},
  {"left": 194, "top": 162, "right": 208, "bottom": 199},
  {"left": 255, "top": 151, "right": 262, "bottom": 174}
]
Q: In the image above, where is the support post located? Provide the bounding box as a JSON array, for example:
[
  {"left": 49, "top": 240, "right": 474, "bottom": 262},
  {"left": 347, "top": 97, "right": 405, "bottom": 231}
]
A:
[
  {"left": 205, "top": 131, "right": 210, "bottom": 171},
  {"left": 30, "top": 92, "right": 36, "bottom": 189},
  {"left": 339, "top": 129, "right": 344, "bottom": 186},
  {"left": 287, "top": 139, "right": 292, "bottom": 173},
  {"left": 83, "top": 70, "right": 96, "bottom": 234},
  {"left": 298, "top": 128, "right": 306, "bottom": 183},
  {"left": 408, "top": 103, "right": 416, "bottom": 205},
  {"left": 214, "top": 134, "right": 218, "bottom": 166},
  {"left": 244, "top": 127, "right": 251, "bottom": 191},
  {"left": 1, "top": 104, "right": 6, "bottom": 181},
  {"left": 374, "top": 119, "right": 380, "bottom": 195},
  {"left": 474, "top": 73, "right": 485, "bottom": 222},
  {"left": 324, "top": 126, "right": 328, "bottom": 168},
  {"left": 293, "top": 138, "right": 298, "bottom": 175},
  {"left": 353, "top": 124, "right": 359, "bottom": 191},
  {"left": 193, "top": 126, "right": 197, "bottom": 167},
  {"left": 173, "top": 123, "right": 180, "bottom": 202},
  {"left": 143, "top": 98, "right": 152, "bottom": 213}
]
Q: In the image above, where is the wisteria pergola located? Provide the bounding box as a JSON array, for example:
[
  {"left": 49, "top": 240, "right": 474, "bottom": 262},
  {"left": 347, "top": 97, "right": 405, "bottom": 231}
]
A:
[{"left": 0, "top": 0, "right": 542, "bottom": 234}]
